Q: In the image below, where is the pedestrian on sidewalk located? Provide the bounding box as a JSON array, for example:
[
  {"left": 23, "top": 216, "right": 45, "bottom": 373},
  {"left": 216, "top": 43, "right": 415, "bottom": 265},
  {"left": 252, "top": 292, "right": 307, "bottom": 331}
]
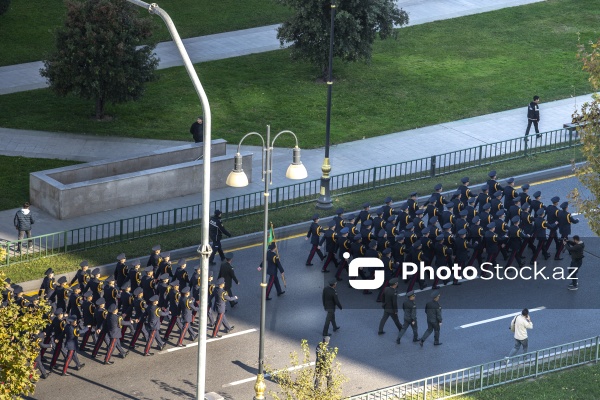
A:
[
  {"left": 506, "top": 308, "right": 533, "bottom": 360},
  {"left": 564, "top": 235, "right": 584, "bottom": 291},
  {"left": 14, "top": 202, "right": 34, "bottom": 252},
  {"left": 189, "top": 116, "right": 204, "bottom": 143},
  {"left": 525, "top": 95, "right": 541, "bottom": 139}
]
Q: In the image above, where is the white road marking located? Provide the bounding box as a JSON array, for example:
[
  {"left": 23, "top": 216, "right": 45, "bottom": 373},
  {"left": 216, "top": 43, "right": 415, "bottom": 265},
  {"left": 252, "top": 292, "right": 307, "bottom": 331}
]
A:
[
  {"left": 456, "top": 306, "right": 546, "bottom": 329},
  {"left": 223, "top": 362, "right": 316, "bottom": 387},
  {"left": 157, "top": 328, "right": 257, "bottom": 354}
]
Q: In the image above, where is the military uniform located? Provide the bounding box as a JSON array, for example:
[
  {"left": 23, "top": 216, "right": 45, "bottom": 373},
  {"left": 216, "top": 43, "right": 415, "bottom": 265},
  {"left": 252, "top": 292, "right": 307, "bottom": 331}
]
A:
[
  {"left": 209, "top": 210, "right": 232, "bottom": 265},
  {"left": 420, "top": 292, "right": 443, "bottom": 346},
  {"left": 218, "top": 255, "right": 239, "bottom": 306},
  {"left": 397, "top": 292, "right": 419, "bottom": 344},
  {"left": 114, "top": 255, "right": 128, "bottom": 287},
  {"left": 211, "top": 279, "right": 237, "bottom": 337},
  {"left": 322, "top": 281, "right": 342, "bottom": 336},
  {"left": 306, "top": 214, "right": 325, "bottom": 265},
  {"left": 177, "top": 288, "right": 199, "bottom": 346},
  {"left": 265, "top": 245, "right": 285, "bottom": 299},
  {"left": 378, "top": 279, "right": 403, "bottom": 336}
]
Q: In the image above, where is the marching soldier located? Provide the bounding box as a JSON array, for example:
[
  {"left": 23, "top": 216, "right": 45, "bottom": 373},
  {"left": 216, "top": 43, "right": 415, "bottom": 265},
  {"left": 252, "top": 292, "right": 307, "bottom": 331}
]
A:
[
  {"left": 79, "top": 291, "right": 95, "bottom": 351},
  {"left": 114, "top": 254, "right": 128, "bottom": 287},
  {"left": 143, "top": 295, "right": 168, "bottom": 356},
  {"left": 506, "top": 217, "right": 528, "bottom": 268},
  {"left": 140, "top": 266, "right": 156, "bottom": 301},
  {"left": 49, "top": 276, "right": 69, "bottom": 312},
  {"left": 127, "top": 260, "right": 142, "bottom": 291},
  {"left": 129, "top": 288, "right": 148, "bottom": 348},
  {"left": 156, "top": 251, "right": 173, "bottom": 278},
  {"left": 397, "top": 291, "right": 419, "bottom": 345},
  {"left": 103, "top": 277, "right": 118, "bottom": 308},
  {"left": 333, "top": 208, "right": 345, "bottom": 232},
  {"left": 519, "top": 184, "right": 531, "bottom": 206},
  {"left": 556, "top": 202, "right": 579, "bottom": 259},
  {"left": 457, "top": 177, "right": 476, "bottom": 206},
  {"left": 175, "top": 259, "right": 191, "bottom": 289},
  {"left": 66, "top": 284, "right": 83, "bottom": 320},
  {"left": 61, "top": 316, "right": 86, "bottom": 376},
  {"left": 34, "top": 331, "right": 52, "bottom": 379},
  {"left": 163, "top": 280, "right": 182, "bottom": 341},
  {"left": 39, "top": 268, "right": 55, "bottom": 300},
  {"left": 420, "top": 291, "right": 443, "bottom": 347},
  {"left": 530, "top": 191, "right": 545, "bottom": 216},
  {"left": 211, "top": 278, "right": 237, "bottom": 338},
  {"left": 147, "top": 245, "right": 161, "bottom": 270},
  {"left": 503, "top": 178, "right": 518, "bottom": 209},
  {"left": 356, "top": 202, "right": 372, "bottom": 227},
  {"left": 334, "top": 228, "right": 352, "bottom": 282},
  {"left": 264, "top": 243, "right": 285, "bottom": 300},
  {"left": 91, "top": 298, "right": 109, "bottom": 358},
  {"left": 377, "top": 278, "right": 403, "bottom": 337},
  {"left": 544, "top": 196, "right": 561, "bottom": 255},
  {"left": 102, "top": 304, "right": 130, "bottom": 364},
  {"left": 305, "top": 214, "right": 324, "bottom": 266},
  {"left": 486, "top": 170, "right": 503, "bottom": 194},
  {"left": 320, "top": 221, "right": 338, "bottom": 273},
  {"left": 430, "top": 183, "right": 448, "bottom": 215},
  {"left": 372, "top": 208, "right": 386, "bottom": 237},
  {"left": 322, "top": 279, "right": 342, "bottom": 336},
  {"left": 407, "top": 192, "right": 419, "bottom": 219},
  {"left": 475, "top": 185, "right": 491, "bottom": 214},
  {"left": 218, "top": 253, "right": 239, "bottom": 307},
  {"left": 177, "top": 287, "right": 199, "bottom": 346},
  {"left": 71, "top": 261, "right": 91, "bottom": 291},
  {"left": 531, "top": 209, "right": 557, "bottom": 265}
]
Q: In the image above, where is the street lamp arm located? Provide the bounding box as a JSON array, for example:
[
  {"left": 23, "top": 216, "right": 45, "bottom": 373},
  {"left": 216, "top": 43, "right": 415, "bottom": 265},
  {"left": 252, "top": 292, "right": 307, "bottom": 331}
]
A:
[{"left": 271, "top": 130, "right": 301, "bottom": 149}]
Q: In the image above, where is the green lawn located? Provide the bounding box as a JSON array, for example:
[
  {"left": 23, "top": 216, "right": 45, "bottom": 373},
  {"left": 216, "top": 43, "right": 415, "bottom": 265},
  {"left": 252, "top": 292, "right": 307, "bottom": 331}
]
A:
[
  {"left": 459, "top": 363, "right": 600, "bottom": 400},
  {"left": 0, "top": 156, "right": 80, "bottom": 211},
  {"left": 0, "top": 0, "right": 596, "bottom": 149},
  {"left": 0, "top": 0, "right": 291, "bottom": 67}
]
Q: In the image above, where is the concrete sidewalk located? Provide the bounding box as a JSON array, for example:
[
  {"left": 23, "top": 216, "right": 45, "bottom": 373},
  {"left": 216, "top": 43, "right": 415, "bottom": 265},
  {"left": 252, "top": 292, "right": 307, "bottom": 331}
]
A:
[
  {"left": 0, "top": 94, "right": 591, "bottom": 244},
  {"left": 0, "top": 0, "right": 544, "bottom": 95}
]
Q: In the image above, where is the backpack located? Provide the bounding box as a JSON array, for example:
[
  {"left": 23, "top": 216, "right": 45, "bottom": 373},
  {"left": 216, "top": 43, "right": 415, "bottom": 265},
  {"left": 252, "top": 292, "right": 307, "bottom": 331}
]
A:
[{"left": 509, "top": 315, "right": 517, "bottom": 332}]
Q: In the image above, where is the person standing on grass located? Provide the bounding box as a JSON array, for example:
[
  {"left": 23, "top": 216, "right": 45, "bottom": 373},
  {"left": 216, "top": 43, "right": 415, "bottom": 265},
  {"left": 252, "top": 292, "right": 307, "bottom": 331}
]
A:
[
  {"left": 506, "top": 308, "right": 533, "bottom": 360},
  {"left": 189, "top": 116, "right": 204, "bottom": 143},
  {"left": 564, "top": 235, "right": 585, "bottom": 291},
  {"left": 525, "top": 95, "right": 541, "bottom": 139},
  {"left": 14, "top": 202, "right": 34, "bottom": 252}
]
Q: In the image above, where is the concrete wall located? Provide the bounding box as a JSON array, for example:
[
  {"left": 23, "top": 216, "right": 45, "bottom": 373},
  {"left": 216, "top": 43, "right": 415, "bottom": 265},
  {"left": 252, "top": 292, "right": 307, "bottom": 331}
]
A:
[{"left": 30, "top": 141, "right": 251, "bottom": 219}]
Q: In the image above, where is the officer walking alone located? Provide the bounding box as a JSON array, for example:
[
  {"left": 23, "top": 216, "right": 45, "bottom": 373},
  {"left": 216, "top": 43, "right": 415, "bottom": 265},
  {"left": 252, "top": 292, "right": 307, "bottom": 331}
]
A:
[
  {"left": 322, "top": 279, "right": 342, "bottom": 336},
  {"left": 209, "top": 210, "right": 232, "bottom": 265},
  {"left": 420, "top": 291, "right": 443, "bottom": 347}
]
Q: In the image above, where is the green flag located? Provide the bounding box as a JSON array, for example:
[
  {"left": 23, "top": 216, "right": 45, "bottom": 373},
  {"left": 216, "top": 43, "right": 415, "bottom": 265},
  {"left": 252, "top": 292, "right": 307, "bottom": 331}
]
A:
[{"left": 267, "top": 222, "right": 275, "bottom": 245}]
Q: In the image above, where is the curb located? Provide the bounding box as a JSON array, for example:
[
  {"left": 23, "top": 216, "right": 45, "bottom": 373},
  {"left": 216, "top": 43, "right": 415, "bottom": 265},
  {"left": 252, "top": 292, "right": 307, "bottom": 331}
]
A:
[{"left": 16, "top": 162, "right": 582, "bottom": 294}]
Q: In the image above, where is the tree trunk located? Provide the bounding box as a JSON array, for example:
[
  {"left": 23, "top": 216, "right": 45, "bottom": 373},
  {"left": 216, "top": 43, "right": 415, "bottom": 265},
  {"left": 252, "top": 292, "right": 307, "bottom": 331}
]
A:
[{"left": 95, "top": 97, "right": 105, "bottom": 120}]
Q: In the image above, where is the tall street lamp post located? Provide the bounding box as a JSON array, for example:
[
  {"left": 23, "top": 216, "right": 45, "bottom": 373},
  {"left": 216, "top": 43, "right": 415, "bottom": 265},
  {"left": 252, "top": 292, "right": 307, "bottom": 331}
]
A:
[
  {"left": 226, "top": 125, "right": 308, "bottom": 399},
  {"left": 123, "top": 1, "right": 212, "bottom": 398},
  {"left": 316, "top": 0, "right": 336, "bottom": 210}
]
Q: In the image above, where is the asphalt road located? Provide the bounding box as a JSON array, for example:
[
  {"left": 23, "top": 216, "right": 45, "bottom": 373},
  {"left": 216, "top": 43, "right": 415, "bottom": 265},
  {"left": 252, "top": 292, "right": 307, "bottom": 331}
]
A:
[{"left": 29, "top": 175, "right": 600, "bottom": 400}]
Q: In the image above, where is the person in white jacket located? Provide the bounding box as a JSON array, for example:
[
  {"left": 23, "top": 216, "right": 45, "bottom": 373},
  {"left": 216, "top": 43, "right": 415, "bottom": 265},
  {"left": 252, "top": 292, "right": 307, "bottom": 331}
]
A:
[{"left": 506, "top": 308, "right": 533, "bottom": 359}]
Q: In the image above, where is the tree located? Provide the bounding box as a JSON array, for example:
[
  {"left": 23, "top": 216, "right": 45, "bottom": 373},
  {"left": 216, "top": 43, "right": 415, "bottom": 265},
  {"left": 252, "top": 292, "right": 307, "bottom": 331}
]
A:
[
  {"left": 41, "top": 0, "right": 159, "bottom": 120},
  {"left": 276, "top": 0, "right": 409, "bottom": 79},
  {"left": 570, "top": 37, "right": 600, "bottom": 236},
  {"left": 266, "top": 339, "right": 347, "bottom": 400},
  {"left": 0, "top": 273, "right": 51, "bottom": 398}
]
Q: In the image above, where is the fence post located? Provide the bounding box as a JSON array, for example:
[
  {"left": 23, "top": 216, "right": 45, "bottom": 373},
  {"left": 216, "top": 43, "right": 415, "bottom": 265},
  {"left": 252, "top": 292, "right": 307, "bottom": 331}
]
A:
[
  {"left": 173, "top": 208, "right": 177, "bottom": 228},
  {"left": 423, "top": 378, "right": 428, "bottom": 400},
  {"left": 479, "top": 364, "right": 484, "bottom": 391},
  {"left": 478, "top": 146, "right": 483, "bottom": 166},
  {"left": 119, "top": 219, "right": 123, "bottom": 243},
  {"left": 568, "top": 128, "right": 573, "bottom": 148},
  {"left": 534, "top": 350, "right": 540, "bottom": 378},
  {"left": 63, "top": 231, "right": 68, "bottom": 254},
  {"left": 372, "top": 167, "right": 377, "bottom": 188},
  {"left": 4, "top": 241, "right": 9, "bottom": 267},
  {"left": 524, "top": 136, "right": 529, "bottom": 157},
  {"left": 596, "top": 336, "right": 599, "bottom": 363},
  {"left": 430, "top": 156, "right": 436, "bottom": 178}
]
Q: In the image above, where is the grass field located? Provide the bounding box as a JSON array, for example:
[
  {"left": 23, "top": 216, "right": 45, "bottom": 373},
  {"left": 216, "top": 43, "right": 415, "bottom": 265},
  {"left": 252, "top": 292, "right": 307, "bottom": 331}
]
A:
[
  {"left": 0, "top": 156, "right": 80, "bottom": 211},
  {"left": 0, "top": 0, "right": 291, "bottom": 66},
  {"left": 0, "top": 0, "right": 596, "bottom": 149}
]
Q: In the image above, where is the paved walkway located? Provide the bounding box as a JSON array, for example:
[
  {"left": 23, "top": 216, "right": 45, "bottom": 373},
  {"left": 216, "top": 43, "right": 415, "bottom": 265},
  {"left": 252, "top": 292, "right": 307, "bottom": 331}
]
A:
[
  {"left": 1, "top": 0, "right": 583, "bottom": 243},
  {"left": 0, "top": 0, "right": 544, "bottom": 94}
]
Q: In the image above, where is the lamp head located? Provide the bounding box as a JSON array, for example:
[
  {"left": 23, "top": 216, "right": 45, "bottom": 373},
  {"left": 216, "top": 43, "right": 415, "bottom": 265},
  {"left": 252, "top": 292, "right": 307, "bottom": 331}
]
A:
[
  {"left": 226, "top": 153, "right": 249, "bottom": 187},
  {"left": 285, "top": 146, "right": 308, "bottom": 180}
]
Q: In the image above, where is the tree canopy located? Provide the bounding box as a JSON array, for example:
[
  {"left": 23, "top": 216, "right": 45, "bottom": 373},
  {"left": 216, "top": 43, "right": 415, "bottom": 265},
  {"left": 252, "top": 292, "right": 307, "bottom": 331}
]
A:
[
  {"left": 571, "top": 37, "right": 600, "bottom": 235},
  {"left": 41, "top": 0, "right": 159, "bottom": 119},
  {"left": 276, "top": 0, "right": 409, "bottom": 78}
]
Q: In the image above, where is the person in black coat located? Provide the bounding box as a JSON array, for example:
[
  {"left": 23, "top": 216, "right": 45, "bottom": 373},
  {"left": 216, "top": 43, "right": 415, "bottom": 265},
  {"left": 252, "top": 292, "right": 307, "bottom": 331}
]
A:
[
  {"left": 218, "top": 252, "right": 239, "bottom": 307},
  {"left": 175, "top": 259, "right": 190, "bottom": 289},
  {"left": 397, "top": 291, "right": 419, "bottom": 344},
  {"left": 378, "top": 278, "right": 403, "bottom": 336},
  {"left": 38, "top": 268, "right": 55, "bottom": 300},
  {"left": 13, "top": 202, "right": 34, "bottom": 252},
  {"left": 91, "top": 298, "right": 110, "bottom": 358},
  {"left": 209, "top": 210, "right": 232, "bottom": 265},
  {"left": 35, "top": 331, "right": 52, "bottom": 379},
  {"left": 147, "top": 245, "right": 161, "bottom": 270},
  {"left": 102, "top": 304, "right": 130, "bottom": 364},
  {"left": 176, "top": 287, "right": 199, "bottom": 346},
  {"left": 322, "top": 280, "right": 342, "bottom": 336},
  {"left": 211, "top": 278, "right": 237, "bottom": 338},
  {"left": 70, "top": 261, "right": 91, "bottom": 291},
  {"left": 163, "top": 281, "right": 182, "bottom": 341},
  {"left": 103, "top": 277, "right": 119, "bottom": 308},
  {"left": 61, "top": 316, "right": 86, "bottom": 376},
  {"left": 49, "top": 276, "right": 69, "bottom": 312},
  {"left": 127, "top": 260, "right": 142, "bottom": 291},
  {"left": 143, "top": 295, "right": 168, "bottom": 356},
  {"left": 525, "top": 95, "right": 541, "bottom": 138},
  {"left": 66, "top": 284, "right": 82, "bottom": 320},
  {"left": 140, "top": 267, "right": 156, "bottom": 301},
  {"left": 190, "top": 116, "right": 204, "bottom": 143},
  {"left": 79, "top": 291, "right": 95, "bottom": 351},
  {"left": 420, "top": 291, "right": 443, "bottom": 346},
  {"left": 87, "top": 268, "right": 104, "bottom": 303}
]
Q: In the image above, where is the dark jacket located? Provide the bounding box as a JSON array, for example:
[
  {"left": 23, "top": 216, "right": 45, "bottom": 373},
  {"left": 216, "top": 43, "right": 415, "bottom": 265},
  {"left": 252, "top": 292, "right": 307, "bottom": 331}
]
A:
[
  {"left": 402, "top": 299, "right": 417, "bottom": 322},
  {"left": 425, "top": 300, "right": 442, "bottom": 323},
  {"left": 145, "top": 303, "right": 169, "bottom": 331},
  {"left": 212, "top": 287, "right": 235, "bottom": 314},
  {"left": 209, "top": 215, "right": 231, "bottom": 241},
  {"left": 322, "top": 286, "right": 342, "bottom": 311},
  {"left": 64, "top": 324, "right": 87, "bottom": 351},
  {"left": 179, "top": 295, "right": 198, "bottom": 323},
  {"left": 218, "top": 261, "right": 239, "bottom": 290},
  {"left": 14, "top": 209, "right": 34, "bottom": 231},
  {"left": 566, "top": 240, "right": 585, "bottom": 260},
  {"left": 306, "top": 222, "right": 322, "bottom": 246},
  {"left": 382, "top": 286, "right": 398, "bottom": 314},
  {"left": 527, "top": 101, "right": 540, "bottom": 120}
]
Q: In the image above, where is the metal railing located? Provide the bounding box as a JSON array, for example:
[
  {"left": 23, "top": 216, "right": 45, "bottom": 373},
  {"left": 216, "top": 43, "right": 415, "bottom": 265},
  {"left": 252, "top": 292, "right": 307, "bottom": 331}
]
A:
[
  {"left": 348, "top": 336, "right": 600, "bottom": 400},
  {"left": 1, "top": 128, "right": 582, "bottom": 266}
]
